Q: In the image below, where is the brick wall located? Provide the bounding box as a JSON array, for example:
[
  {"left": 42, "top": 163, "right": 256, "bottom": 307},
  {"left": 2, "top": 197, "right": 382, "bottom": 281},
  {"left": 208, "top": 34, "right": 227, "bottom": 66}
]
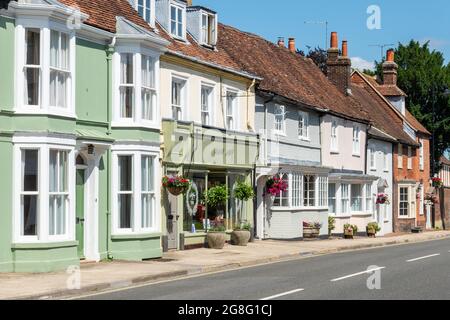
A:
[{"left": 435, "top": 187, "right": 450, "bottom": 230}]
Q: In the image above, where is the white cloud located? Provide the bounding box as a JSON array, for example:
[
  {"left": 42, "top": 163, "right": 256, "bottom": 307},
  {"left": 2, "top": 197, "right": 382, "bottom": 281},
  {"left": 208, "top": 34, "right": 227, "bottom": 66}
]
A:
[
  {"left": 419, "top": 38, "right": 449, "bottom": 49},
  {"left": 351, "top": 57, "right": 375, "bottom": 71}
]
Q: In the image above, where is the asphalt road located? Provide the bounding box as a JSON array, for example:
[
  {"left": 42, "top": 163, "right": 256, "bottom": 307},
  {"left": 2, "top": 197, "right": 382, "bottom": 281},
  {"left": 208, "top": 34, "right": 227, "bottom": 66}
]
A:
[{"left": 78, "top": 238, "right": 450, "bottom": 300}]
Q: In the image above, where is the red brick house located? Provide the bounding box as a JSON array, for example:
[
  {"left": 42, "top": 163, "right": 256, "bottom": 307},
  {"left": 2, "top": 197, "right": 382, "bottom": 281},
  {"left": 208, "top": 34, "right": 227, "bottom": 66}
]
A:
[{"left": 372, "top": 50, "right": 432, "bottom": 232}]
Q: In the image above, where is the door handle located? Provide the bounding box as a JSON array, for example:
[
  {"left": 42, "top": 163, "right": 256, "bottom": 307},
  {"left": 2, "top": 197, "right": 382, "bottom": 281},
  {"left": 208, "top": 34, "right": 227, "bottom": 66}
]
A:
[{"left": 76, "top": 217, "right": 85, "bottom": 224}]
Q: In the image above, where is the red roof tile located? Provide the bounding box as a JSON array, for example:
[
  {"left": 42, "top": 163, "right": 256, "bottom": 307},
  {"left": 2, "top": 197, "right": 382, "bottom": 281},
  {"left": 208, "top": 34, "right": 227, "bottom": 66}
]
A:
[
  {"left": 58, "top": 0, "right": 154, "bottom": 33},
  {"left": 216, "top": 24, "right": 369, "bottom": 121}
]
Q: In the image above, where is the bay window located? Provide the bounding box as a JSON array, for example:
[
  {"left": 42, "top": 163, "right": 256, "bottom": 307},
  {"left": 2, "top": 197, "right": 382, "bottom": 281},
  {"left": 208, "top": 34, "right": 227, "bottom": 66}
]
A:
[
  {"left": 328, "top": 183, "right": 336, "bottom": 214},
  {"left": 318, "top": 177, "right": 328, "bottom": 207},
  {"left": 291, "top": 173, "right": 302, "bottom": 207},
  {"left": 14, "top": 141, "right": 75, "bottom": 243},
  {"left": 273, "top": 173, "right": 289, "bottom": 207},
  {"left": 364, "top": 183, "right": 372, "bottom": 214},
  {"left": 113, "top": 149, "right": 159, "bottom": 234},
  {"left": 17, "top": 23, "right": 74, "bottom": 115},
  {"left": 114, "top": 50, "right": 159, "bottom": 126},
  {"left": 303, "top": 175, "right": 315, "bottom": 207}
]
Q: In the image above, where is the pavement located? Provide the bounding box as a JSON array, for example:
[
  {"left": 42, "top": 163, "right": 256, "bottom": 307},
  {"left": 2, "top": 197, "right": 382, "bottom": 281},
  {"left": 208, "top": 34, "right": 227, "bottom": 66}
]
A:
[{"left": 0, "top": 230, "right": 449, "bottom": 300}]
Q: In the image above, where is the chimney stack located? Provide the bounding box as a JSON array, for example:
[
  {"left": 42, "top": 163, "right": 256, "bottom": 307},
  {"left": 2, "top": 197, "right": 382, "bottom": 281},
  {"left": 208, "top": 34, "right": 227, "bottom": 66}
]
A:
[
  {"left": 186, "top": 0, "right": 193, "bottom": 6},
  {"left": 277, "top": 37, "right": 285, "bottom": 48},
  {"left": 382, "top": 49, "right": 398, "bottom": 86},
  {"left": 327, "top": 32, "right": 352, "bottom": 95},
  {"left": 288, "top": 38, "right": 296, "bottom": 53}
]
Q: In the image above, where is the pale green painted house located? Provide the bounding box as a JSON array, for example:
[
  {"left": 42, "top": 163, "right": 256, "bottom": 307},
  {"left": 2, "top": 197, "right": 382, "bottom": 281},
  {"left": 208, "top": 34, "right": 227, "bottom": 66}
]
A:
[{"left": 0, "top": 0, "right": 169, "bottom": 272}]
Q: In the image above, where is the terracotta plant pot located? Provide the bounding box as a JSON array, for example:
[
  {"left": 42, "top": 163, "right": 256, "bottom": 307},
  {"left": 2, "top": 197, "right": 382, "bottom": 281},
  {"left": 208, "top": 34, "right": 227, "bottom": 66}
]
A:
[
  {"left": 231, "top": 230, "right": 251, "bottom": 246},
  {"left": 366, "top": 228, "right": 376, "bottom": 238},
  {"left": 303, "top": 227, "right": 320, "bottom": 239},
  {"left": 344, "top": 229, "right": 354, "bottom": 239},
  {"left": 207, "top": 232, "right": 226, "bottom": 249},
  {"left": 167, "top": 186, "right": 186, "bottom": 196}
]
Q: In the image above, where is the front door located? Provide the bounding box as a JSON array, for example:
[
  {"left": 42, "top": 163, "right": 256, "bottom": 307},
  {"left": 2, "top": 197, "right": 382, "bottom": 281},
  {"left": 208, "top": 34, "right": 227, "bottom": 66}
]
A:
[
  {"left": 76, "top": 169, "right": 86, "bottom": 259},
  {"left": 167, "top": 193, "right": 178, "bottom": 250}
]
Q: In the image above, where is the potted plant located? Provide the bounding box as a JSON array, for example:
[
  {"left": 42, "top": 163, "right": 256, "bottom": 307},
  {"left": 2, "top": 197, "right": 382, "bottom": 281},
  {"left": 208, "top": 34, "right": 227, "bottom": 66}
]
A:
[
  {"left": 376, "top": 193, "right": 390, "bottom": 205},
  {"left": 231, "top": 222, "right": 252, "bottom": 246},
  {"left": 432, "top": 177, "right": 443, "bottom": 189},
  {"left": 366, "top": 222, "right": 381, "bottom": 238},
  {"left": 264, "top": 176, "right": 288, "bottom": 198},
  {"left": 204, "top": 185, "right": 229, "bottom": 209},
  {"left": 206, "top": 221, "right": 226, "bottom": 249},
  {"left": 233, "top": 180, "right": 255, "bottom": 224},
  {"left": 303, "top": 221, "right": 322, "bottom": 239},
  {"left": 328, "top": 216, "right": 336, "bottom": 237},
  {"left": 344, "top": 224, "right": 355, "bottom": 239},
  {"left": 162, "top": 175, "right": 190, "bottom": 196}
]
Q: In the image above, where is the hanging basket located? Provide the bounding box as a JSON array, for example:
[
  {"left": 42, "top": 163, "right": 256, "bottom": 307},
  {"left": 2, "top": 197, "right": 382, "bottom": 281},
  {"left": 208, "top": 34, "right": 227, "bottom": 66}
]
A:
[{"left": 167, "top": 186, "right": 187, "bottom": 196}]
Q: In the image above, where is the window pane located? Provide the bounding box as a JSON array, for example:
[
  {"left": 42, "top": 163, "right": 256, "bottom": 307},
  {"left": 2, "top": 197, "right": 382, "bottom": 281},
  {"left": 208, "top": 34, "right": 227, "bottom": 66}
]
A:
[
  {"left": 120, "top": 53, "right": 133, "bottom": 84},
  {"left": 120, "top": 87, "right": 133, "bottom": 118},
  {"left": 50, "top": 30, "right": 59, "bottom": 68},
  {"left": 141, "top": 56, "right": 154, "bottom": 88},
  {"left": 50, "top": 70, "right": 57, "bottom": 106},
  {"left": 22, "top": 195, "right": 38, "bottom": 236},
  {"left": 25, "top": 29, "right": 40, "bottom": 65},
  {"left": 328, "top": 183, "right": 336, "bottom": 213},
  {"left": 24, "top": 68, "right": 39, "bottom": 105},
  {"left": 118, "top": 156, "right": 132, "bottom": 191},
  {"left": 57, "top": 72, "right": 67, "bottom": 108},
  {"left": 49, "top": 195, "right": 67, "bottom": 236},
  {"left": 141, "top": 194, "right": 154, "bottom": 229},
  {"left": 351, "top": 184, "right": 362, "bottom": 211},
  {"left": 60, "top": 33, "right": 69, "bottom": 70},
  {"left": 141, "top": 156, "right": 154, "bottom": 192},
  {"left": 119, "top": 194, "right": 132, "bottom": 229},
  {"left": 142, "top": 90, "right": 154, "bottom": 121},
  {"left": 23, "top": 150, "right": 38, "bottom": 191}
]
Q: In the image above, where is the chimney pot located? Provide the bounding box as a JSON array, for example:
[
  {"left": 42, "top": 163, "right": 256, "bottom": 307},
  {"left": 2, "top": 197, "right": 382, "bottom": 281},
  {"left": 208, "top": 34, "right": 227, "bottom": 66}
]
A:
[
  {"left": 342, "top": 40, "right": 348, "bottom": 57},
  {"left": 277, "top": 37, "right": 285, "bottom": 48},
  {"left": 186, "top": 0, "right": 193, "bottom": 6},
  {"left": 330, "top": 32, "right": 338, "bottom": 49},
  {"left": 386, "top": 49, "right": 395, "bottom": 62},
  {"left": 288, "top": 38, "right": 296, "bottom": 53}
]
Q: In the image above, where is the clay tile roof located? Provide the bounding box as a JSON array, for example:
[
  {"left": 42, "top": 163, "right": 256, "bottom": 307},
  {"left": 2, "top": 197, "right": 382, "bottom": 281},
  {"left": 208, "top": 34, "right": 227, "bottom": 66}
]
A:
[
  {"left": 405, "top": 110, "right": 431, "bottom": 135},
  {"left": 441, "top": 156, "right": 450, "bottom": 166},
  {"left": 377, "top": 85, "right": 407, "bottom": 97},
  {"left": 58, "top": 0, "right": 154, "bottom": 33},
  {"left": 351, "top": 72, "right": 418, "bottom": 146},
  {"left": 216, "top": 23, "right": 369, "bottom": 121}
]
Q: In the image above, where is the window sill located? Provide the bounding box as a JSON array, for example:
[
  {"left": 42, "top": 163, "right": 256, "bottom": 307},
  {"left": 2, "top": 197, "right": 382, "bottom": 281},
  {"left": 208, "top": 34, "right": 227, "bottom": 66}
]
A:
[
  {"left": 351, "top": 212, "right": 373, "bottom": 217},
  {"left": 330, "top": 150, "right": 339, "bottom": 154},
  {"left": 398, "top": 216, "right": 415, "bottom": 220},
  {"left": 270, "top": 206, "right": 328, "bottom": 212},
  {"left": 12, "top": 240, "right": 78, "bottom": 250},
  {"left": 274, "top": 131, "right": 287, "bottom": 137},
  {"left": 13, "top": 109, "right": 77, "bottom": 120},
  {"left": 299, "top": 137, "right": 310, "bottom": 142},
  {"left": 370, "top": 168, "right": 377, "bottom": 171},
  {"left": 111, "top": 232, "right": 162, "bottom": 240},
  {"left": 111, "top": 121, "right": 160, "bottom": 130},
  {"left": 352, "top": 154, "right": 361, "bottom": 158}
]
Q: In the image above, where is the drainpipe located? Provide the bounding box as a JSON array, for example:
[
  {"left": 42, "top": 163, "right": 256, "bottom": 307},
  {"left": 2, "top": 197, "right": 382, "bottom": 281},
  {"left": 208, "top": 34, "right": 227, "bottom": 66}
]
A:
[{"left": 105, "top": 37, "right": 115, "bottom": 259}]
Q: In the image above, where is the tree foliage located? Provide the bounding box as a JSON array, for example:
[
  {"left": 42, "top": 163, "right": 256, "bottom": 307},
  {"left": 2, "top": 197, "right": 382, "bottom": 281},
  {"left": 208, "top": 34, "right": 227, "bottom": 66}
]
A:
[
  {"left": 297, "top": 47, "right": 328, "bottom": 75},
  {"left": 375, "top": 40, "right": 450, "bottom": 173}
]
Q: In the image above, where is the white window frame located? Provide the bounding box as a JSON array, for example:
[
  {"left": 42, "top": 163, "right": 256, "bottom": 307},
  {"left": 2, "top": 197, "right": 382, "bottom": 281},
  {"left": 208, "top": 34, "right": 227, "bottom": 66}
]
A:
[
  {"left": 112, "top": 45, "right": 160, "bottom": 128},
  {"left": 274, "top": 105, "right": 286, "bottom": 135},
  {"left": 398, "top": 144, "right": 403, "bottom": 168},
  {"left": 352, "top": 125, "right": 361, "bottom": 156},
  {"left": 170, "top": 3, "right": 186, "bottom": 39},
  {"left": 383, "top": 151, "right": 389, "bottom": 172},
  {"left": 328, "top": 183, "right": 337, "bottom": 215},
  {"left": 15, "top": 19, "right": 76, "bottom": 118},
  {"left": 398, "top": 185, "right": 415, "bottom": 219},
  {"left": 200, "top": 11, "right": 217, "bottom": 46},
  {"left": 340, "top": 183, "right": 350, "bottom": 215},
  {"left": 350, "top": 184, "right": 363, "bottom": 212},
  {"left": 407, "top": 146, "right": 413, "bottom": 170},
  {"left": 225, "top": 89, "right": 238, "bottom": 131},
  {"left": 171, "top": 75, "right": 188, "bottom": 121},
  {"left": 111, "top": 145, "right": 160, "bottom": 235},
  {"left": 200, "top": 83, "right": 214, "bottom": 126},
  {"left": 13, "top": 136, "right": 76, "bottom": 244},
  {"left": 298, "top": 111, "right": 309, "bottom": 140},
  {"left": 135, "top": 0, "right": 156, "bottom": 27},
  {"left": 330, "top": 119, "right": 339, "bottom": 153},
  {"left": 369, "top": 147, "right": 376, "bottom": 171},
  {"left": 364, "top": 183, "right": 372, "bottom": 214}
]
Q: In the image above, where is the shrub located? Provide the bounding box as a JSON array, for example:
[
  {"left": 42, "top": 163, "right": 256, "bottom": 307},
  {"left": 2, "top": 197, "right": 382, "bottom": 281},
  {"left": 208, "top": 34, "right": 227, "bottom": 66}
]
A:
[
  {"left": 234, "top": 181, "right": 255, "bottom": 201},
  {"left": 204, "top": 185, "right": 229, "bottom": 208}
]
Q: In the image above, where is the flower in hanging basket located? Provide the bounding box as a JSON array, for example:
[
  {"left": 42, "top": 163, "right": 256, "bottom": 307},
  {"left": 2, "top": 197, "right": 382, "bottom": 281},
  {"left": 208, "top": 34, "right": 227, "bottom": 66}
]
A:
[
  {"left": 264, "top": 176, "right": 288, "bottom": 196},
  {"left": 376, "top": 193, "right": 390, "bottom": 205},
  {"left": 432, "top": 177, "right": 443, "bottom": 189},
  {"left": 162, "top": 175, "right": 190, "bottom": 196}
]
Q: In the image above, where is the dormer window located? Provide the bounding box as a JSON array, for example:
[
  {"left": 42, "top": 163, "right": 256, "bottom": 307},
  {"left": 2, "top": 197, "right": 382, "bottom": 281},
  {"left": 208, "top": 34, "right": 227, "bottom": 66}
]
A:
[
  {"left": 201, "top": 12, "right": 216, "bottom": 46},
  {"left": 135, "top": 0, "right": 155, "bottom": 26},
  {"left": 170, "top": 3, "right": 184, "bottom": 38}
]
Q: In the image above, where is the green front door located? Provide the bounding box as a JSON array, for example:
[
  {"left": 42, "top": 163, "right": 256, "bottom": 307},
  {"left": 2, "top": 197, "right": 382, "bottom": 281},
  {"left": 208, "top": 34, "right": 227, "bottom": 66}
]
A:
[{"left": 76, "top": 169, "right": 86, "bottom": 259}]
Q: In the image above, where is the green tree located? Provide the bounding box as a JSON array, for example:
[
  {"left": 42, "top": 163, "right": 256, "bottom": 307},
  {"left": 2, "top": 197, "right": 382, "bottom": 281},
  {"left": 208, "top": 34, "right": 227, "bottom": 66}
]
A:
[
  {"left": 297, "top": 47, "right": 328, "bottom": 75},
  {"left": 375, "top": 40, "right": 450, "bottom": 173}
]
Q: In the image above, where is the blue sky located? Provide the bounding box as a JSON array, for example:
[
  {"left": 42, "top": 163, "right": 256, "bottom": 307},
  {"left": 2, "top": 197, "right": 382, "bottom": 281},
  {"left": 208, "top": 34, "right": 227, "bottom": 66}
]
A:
[{"left": 193, "top": 0, "right": 450, "bottom": 70}]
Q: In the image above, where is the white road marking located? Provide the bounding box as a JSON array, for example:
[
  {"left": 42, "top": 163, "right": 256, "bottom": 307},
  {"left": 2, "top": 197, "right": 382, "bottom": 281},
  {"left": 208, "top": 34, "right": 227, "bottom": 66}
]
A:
[
  {"left": 406, "top": 253, "right": 440, "bottom": 262},
  {"left": 330, "top": 267, "right": 385, "bottom": 282},
  {"left": 260, "top": 288, "right": 305, "bottom": 300}
]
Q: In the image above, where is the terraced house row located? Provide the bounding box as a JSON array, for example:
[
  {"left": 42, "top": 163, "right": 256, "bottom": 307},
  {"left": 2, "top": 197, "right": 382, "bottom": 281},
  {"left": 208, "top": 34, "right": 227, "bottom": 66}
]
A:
[{"left": 0, "top": 0, "right": 432, "bottom": 272}]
